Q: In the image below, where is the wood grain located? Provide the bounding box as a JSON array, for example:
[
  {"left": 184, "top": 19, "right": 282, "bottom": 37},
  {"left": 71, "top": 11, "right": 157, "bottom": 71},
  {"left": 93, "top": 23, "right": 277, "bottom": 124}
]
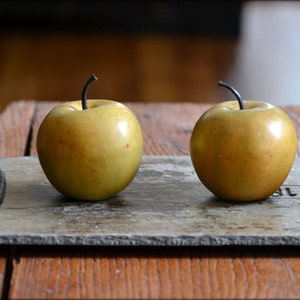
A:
[
  {"left": 8, "top": 246, "right": 300, "bottom": 299},
  {"left": 0, "top": 247, "right": 9, "bottom": 299},
  {"left": 0, "top": 101, "right": 36, "bottom": 157},
  {"left": 0, "top": 33, "right": 237, "bottom": 112}
]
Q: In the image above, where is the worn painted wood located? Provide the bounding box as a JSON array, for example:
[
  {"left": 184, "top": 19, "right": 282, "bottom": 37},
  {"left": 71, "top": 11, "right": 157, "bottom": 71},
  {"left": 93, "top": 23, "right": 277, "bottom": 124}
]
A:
[{"left": 0, "top": 156, "right": 300, "bottom": 246}]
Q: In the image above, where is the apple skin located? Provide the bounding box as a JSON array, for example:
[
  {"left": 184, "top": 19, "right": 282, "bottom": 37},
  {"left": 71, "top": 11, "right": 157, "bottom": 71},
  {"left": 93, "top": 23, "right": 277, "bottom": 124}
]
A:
[
  {"left": 36, "top": 99, "right": 143, "bottom": 201},
  {"left": 190, "top": 100, "right": 298, "bottom": 201}
]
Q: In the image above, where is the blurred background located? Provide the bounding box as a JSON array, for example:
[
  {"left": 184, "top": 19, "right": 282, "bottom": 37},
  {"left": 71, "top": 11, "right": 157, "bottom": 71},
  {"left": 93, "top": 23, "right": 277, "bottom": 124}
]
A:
[{"left": 0, "top": 0, "right": 299, "bottom": 111}]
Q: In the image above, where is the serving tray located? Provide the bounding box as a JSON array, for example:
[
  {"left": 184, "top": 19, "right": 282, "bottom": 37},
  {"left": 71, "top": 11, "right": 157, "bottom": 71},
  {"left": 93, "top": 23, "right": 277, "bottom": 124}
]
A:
[{"left": 0, "top": 156, "right": 299, "bottom": 246}]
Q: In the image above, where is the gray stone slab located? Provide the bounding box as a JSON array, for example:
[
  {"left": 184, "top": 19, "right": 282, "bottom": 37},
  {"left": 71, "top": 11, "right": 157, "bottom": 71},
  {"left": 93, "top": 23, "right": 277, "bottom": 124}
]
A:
[{"left": 0, "top": 156, "right": 299, "bottom": 246}]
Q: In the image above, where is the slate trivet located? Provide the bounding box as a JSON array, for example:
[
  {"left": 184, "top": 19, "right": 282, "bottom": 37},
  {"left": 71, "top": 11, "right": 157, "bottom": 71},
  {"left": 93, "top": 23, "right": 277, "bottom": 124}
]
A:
[{"left": 0, "top": 156, "right": 299, "bottom": 246}]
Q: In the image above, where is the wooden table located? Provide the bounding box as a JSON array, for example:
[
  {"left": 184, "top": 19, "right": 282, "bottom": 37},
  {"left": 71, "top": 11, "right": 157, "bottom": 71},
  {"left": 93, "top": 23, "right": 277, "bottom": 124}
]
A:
[{"left": 0, "top": 101, "right": 300, "bottom": 299}]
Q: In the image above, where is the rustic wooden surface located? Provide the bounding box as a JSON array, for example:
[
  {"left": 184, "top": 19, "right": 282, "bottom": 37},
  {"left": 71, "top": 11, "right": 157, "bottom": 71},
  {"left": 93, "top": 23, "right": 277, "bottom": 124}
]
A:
[
  {"left": 0, "top": 34, "right": 237, "bottom": 111},
  {"left": 9, "top": 245, "right": 300, "bottom": 300},
  {"left": 1, "top": 101, "right": 300, "bottom": 299}
]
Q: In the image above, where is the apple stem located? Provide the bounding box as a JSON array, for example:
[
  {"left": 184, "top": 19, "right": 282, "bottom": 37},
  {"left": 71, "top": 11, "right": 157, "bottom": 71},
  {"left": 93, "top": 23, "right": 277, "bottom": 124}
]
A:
[
  {"left": 81, "top": 74, "right": 98, "bottom": 110},
  {"left": 218, "top": 81, "right": 246, "bottom": 110}
]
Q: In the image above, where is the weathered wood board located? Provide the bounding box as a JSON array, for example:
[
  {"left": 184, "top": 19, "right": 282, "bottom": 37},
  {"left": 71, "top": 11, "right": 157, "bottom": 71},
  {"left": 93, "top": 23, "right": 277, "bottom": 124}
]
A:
[{"left": 0, "top": 156, "right": 299, "bottom": 246}]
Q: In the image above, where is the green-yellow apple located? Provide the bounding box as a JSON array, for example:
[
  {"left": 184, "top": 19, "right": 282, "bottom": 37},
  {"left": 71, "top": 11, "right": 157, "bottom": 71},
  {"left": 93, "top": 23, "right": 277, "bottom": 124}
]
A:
[
  {"left": 36, "top": 74, "right": 143, "bottom": 201},
  {"left": 190, "top": 81, "right": 298, "bottom": 202}
]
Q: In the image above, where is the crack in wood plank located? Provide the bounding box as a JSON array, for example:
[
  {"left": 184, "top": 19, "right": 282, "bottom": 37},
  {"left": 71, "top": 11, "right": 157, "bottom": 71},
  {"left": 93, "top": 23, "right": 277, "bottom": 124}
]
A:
[{"left": 0, "top": 101, "right": 36, "bottom": 157}]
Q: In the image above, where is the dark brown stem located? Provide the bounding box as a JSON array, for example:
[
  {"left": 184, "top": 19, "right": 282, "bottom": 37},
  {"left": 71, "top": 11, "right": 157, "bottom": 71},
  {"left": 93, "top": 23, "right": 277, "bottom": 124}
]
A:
[
  {"left": 218, "top": 81, "right": 246, "bottom": 110},
  {"left": 81, "top": 74, "right": 98, "bottom": 110}
]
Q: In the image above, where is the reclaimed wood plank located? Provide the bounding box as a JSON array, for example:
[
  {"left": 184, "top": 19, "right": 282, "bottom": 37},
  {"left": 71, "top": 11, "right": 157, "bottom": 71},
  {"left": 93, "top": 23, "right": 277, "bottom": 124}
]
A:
[
  {"left": 0, "top": 247, "right": 8, "bottom": 299},
  {"left": 0, "top": 101, "right": 36, "bottom": 157},
  {"left": 126, "top": 102, "right": 212, "bottom": 155},
  {"left": 8, "top": 246, "right": 300, "bottom": 299},
  {"left": 29, "top": 101, "right": 60, "bottom": 156}
]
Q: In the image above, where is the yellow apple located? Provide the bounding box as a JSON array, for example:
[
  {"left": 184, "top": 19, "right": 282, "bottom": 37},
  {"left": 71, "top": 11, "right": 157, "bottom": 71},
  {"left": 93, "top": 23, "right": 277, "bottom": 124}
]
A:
[
  {"left": 190, "top": 81, "right": 298, "bottom": 201},
  {"left": 36, "top": 75, "right": 143, "bottom": 201}
]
